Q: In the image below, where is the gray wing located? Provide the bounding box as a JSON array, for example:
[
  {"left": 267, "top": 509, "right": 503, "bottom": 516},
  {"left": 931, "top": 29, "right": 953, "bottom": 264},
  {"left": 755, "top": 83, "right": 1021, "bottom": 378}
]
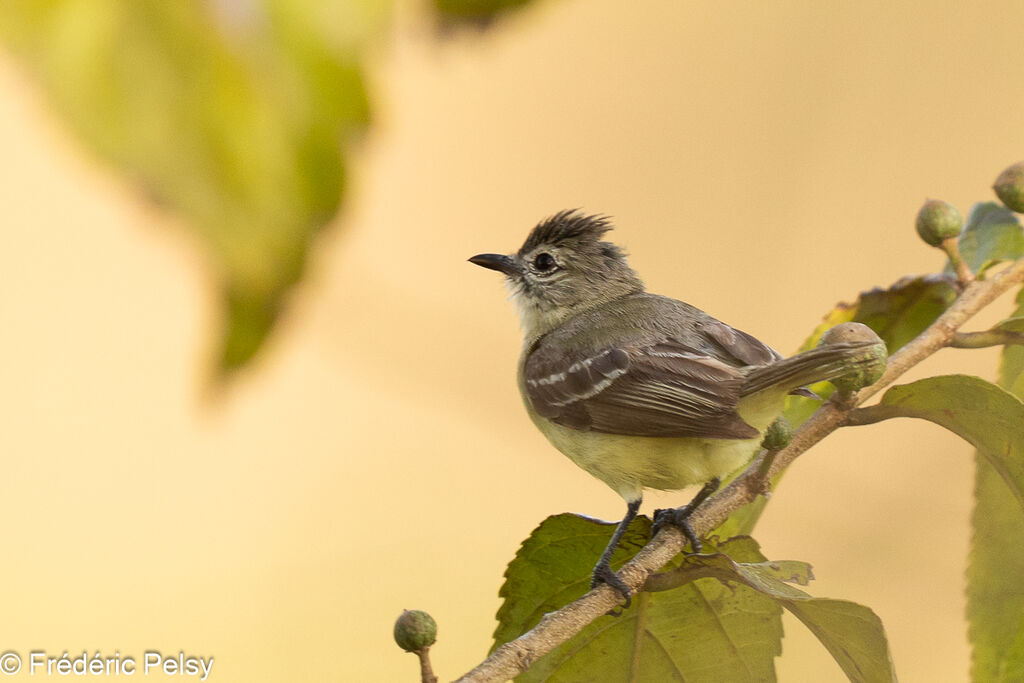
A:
[{"left": 524, "top": 340, "right": 759, "bottom": 439}]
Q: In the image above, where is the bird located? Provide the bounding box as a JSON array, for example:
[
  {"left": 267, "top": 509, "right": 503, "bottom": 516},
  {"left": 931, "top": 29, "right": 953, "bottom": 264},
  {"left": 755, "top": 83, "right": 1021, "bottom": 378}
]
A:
[{"left": 469, "top": 210, "right": 882, "bottom": 603}]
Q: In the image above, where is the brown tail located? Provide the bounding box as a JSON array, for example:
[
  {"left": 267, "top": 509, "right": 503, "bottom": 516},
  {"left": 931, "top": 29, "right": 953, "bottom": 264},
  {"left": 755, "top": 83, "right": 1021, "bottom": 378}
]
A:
[{"left": 740, "top": 340, "right": 884, "bottom": 396}]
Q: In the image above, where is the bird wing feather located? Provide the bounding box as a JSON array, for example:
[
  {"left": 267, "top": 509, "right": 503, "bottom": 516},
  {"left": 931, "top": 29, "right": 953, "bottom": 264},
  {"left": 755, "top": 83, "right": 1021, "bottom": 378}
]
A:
[{"left": 524, "top": 340, "right": 759, "bottom": 438}]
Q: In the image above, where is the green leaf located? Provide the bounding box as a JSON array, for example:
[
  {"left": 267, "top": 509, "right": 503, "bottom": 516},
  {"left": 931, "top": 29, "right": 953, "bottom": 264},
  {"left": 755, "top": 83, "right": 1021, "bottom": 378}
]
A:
[
  {"left": 656, "top": 552, "right": 896, "bottom": 683},
  {"left": 496, "top": 517, "right": 895, "bottom": 682},
  {"left": 496, "top": 516, "right": 783, "bottom": 682},
  {"left": 994, "top": 316, "right": 1024, "bottom": 332},
  {"left": 838, "top": 369, "right": 1024, "bottom": 680},
  {"left": 864, "top": 375, "right": 1024, "bottom": 511},
  {"left": 717, "top": 274, "right": 958, "bottom": 537},
  {"left": 0, "top": 1, "right": 382, "bottom": 376},
  {"left": 781, "top": 600, "right": 896, "bottom": 683},
  {"left": 949, "top": 202, "right": 1024, "bottom": 277},
  {"left": 970, "top": 286, "right": 1024, "bottom": 682}
]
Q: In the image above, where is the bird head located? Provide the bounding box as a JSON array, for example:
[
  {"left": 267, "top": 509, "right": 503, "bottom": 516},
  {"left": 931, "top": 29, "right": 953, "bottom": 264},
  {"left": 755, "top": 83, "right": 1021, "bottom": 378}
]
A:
[{"left": 470, "top": 210, "right": 644, "bottom": 338}]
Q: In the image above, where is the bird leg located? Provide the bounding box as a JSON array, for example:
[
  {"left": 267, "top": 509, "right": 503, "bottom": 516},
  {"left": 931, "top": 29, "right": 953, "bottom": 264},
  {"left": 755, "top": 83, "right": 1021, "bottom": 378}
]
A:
[
  {"left": 590, "top": 498, "right": 642, "bottom": 607},
  {"left": 651, "top": 477, "right": 721, "bottom": 553}
]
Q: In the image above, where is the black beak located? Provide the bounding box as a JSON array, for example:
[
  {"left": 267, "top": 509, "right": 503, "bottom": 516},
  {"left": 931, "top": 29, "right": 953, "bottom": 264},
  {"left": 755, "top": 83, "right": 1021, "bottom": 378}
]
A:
[{"left": 469, "top": 253, "right": 520, "bottom": 276}]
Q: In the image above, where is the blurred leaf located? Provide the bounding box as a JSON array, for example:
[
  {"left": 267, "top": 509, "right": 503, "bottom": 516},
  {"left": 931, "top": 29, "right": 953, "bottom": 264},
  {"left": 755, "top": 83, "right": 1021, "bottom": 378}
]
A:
[
  {"left": 947, "top": 202, "right": 1024, "bottom": 278},
  {"left": 787, "top": 273, "right": 958, "bottom": 424},
  {"left": 970, "top": 286, "right": 1024, "bottom": 682},
  {"left": 996, "top": 307, "right": 1024, "bottom": 398},
  {"left": 0, "top": 0, "right": 385, "bottom": 376},
  {"left": 496, "top": 516, "right": 783, "bottom": 682},
  {"left": 804, "top": 274, "right": 959, "bottom": 353},
  {"left": 713, "top": 493, "right": 771, "bottom": 540},
  {"left": 433, "top": 0, "right": 535, "bottom": 28},
  {"left": 717, "top": 274, "right": 958, "bottom": 537},
  {"left": 971, "top": 458, "right": 1024, "bottom": 683}
]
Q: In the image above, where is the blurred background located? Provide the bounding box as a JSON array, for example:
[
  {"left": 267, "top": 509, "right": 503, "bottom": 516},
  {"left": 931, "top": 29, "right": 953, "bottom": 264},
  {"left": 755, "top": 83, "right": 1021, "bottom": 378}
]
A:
[{"left": 2, "top": 1, "right": 1023, "bottom": 680}]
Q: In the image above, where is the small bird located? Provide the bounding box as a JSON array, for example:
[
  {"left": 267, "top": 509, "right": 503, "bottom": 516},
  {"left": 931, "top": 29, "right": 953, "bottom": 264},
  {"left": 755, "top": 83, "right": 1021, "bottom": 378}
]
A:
[{"left": 470, "top": 210, "right": 880, "bottom": 602}]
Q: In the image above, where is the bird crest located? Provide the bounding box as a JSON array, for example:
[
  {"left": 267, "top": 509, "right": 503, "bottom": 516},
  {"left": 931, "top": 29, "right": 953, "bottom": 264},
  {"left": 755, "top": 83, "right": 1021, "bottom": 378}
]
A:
[{"left": 518, "top": 210, "right": 615, "bottom": 255}]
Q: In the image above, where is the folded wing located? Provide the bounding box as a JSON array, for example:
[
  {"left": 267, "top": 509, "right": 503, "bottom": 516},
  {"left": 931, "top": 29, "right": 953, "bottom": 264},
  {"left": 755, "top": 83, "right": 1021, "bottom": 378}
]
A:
[{"left": 524, "top": 341, "right": 759, "bottom": 439}]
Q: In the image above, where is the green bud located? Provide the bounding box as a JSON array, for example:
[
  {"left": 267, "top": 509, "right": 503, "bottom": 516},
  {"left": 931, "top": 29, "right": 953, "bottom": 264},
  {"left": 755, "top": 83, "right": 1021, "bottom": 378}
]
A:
[
  {"left": 993, "top": 162, "right": 1024, "bottom": 213},
  {"left": 818, "top": 322, "right": 887, "bottom": 393},
  {"left": 915, "top": 199, "right": 962, "bottom": 247},
  {"left": 761, "top": 417, "right": 792, "bottom": 451},
  {"left": 394, "top": 609, "right": 437, "bottom": 653}
]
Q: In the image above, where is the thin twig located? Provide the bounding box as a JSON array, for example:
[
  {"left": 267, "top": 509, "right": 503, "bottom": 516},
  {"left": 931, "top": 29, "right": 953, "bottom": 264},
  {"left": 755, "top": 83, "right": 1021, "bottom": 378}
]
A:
[
  {"left": 950, "top": 329, "right": 1024, "bottom": 348},
  {"left": 454, "top": 257, "right": 1024, "bottom": 683},
  {"left": 642, "top": 564, "right": 726, "bottom": 593},
  {"left": 941, "top": 236, "right": 975, "bottom": 285},
  {"left": 844, "top": 404, "right": 901, "bottom": 427},
  {"left": 418, "top": 647, "right": 438, "bottom": 683}
]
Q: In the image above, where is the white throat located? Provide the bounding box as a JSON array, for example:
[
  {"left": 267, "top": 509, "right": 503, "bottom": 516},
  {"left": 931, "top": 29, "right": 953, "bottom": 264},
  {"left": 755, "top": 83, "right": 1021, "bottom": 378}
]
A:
[{"left": 508, "top": 285, "right": 573, "bottom": 342}]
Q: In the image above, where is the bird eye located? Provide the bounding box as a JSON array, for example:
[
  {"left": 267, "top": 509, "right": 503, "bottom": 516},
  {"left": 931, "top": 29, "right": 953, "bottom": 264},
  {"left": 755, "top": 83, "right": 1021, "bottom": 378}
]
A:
[{"left": 533, "top": 252, "right": 557, "bottom": 272}]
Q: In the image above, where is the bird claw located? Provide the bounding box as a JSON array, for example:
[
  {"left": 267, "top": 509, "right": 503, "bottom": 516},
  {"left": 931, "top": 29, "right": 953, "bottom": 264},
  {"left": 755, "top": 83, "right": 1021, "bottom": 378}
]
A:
[
  {"left": 651, "top": 505, "right": 703, "bottom": 553},
  {"left": 650, "top": 478, "right": 719, "bottom": 553}
]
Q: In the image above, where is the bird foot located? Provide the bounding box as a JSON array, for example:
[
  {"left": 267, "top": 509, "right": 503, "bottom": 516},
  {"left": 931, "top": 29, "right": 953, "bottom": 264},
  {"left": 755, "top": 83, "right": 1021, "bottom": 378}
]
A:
[{"left": 591, "top": 562, "right": 632, "bottom": 611}]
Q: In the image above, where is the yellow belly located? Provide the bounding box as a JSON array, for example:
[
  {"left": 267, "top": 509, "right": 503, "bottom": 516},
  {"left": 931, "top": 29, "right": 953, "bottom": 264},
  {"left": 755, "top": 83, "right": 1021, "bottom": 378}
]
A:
[{"left": 523, "top": 385, "right": 786, "bottom": 503}]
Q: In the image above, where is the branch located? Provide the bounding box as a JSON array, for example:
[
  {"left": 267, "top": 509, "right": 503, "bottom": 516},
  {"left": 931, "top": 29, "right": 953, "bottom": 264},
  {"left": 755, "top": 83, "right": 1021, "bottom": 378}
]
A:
[{"left": 454, "top": 257, "right": 1024, "bottom": 683}]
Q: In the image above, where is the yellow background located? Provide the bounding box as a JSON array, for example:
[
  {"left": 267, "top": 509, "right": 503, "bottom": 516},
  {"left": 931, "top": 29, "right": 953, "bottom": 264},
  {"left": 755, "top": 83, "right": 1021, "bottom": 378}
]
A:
[{"left": 2, "top": 2, "right": 1023, "bottom": 680}]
